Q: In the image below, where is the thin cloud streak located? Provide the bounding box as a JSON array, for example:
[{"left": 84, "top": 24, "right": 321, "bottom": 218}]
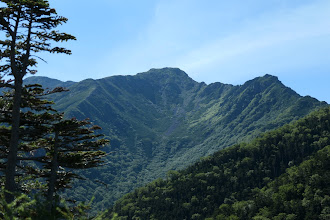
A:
[
  {"left": 101, "top": 0, "right": 330, "bottom": 86},
  {"left": 177, "top": 0, "right": 330, "bottom": 81}
]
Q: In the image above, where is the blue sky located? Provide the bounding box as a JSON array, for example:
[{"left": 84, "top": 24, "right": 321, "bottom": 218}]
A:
[{"left": 30, "top": 0, "right": 330, "bottom": 103}]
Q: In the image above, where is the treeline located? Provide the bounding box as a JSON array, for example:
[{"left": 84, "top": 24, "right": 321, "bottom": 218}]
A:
[{"left": 109, "top": 107, "right": 330, "bottom": 219}]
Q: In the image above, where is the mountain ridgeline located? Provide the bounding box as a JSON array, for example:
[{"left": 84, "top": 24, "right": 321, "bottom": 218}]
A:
[{"left": 25, "top": 68, "right": 327, "bottom": 210}]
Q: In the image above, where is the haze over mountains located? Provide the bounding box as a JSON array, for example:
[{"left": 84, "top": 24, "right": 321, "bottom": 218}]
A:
[{"left": 25, "top": 68, "right": 328, "bottom": 210}]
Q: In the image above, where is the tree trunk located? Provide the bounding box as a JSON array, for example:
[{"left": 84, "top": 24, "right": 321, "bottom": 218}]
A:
[
  {"left": 5, "top": 77, "right": 23, "bottom": 202},
  {"left": 47, "top": 130, "right": 59, "bottom": 212}
]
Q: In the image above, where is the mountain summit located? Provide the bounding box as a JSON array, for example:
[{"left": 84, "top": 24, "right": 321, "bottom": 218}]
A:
[{"left": 25, "top": 68, "right": 327, "bottom": 210}]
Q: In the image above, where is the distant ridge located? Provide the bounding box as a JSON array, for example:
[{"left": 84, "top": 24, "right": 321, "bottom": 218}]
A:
[
  {"left": 24, "top": 68, "right": 328, "bottom": 212},
  {"left": 24, "top": 76, "right": 76, "bottom": 89}
]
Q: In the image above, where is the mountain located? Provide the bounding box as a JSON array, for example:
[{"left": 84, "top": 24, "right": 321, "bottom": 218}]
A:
[
  {"left": 23, "top": 76, "right": 76, "bottom": 89},
  {"left": 109, "top": 107, "right": 330, "bottom": 219},
  {"left": 25, "top": 68, "right": 327, "bottom": 211}
]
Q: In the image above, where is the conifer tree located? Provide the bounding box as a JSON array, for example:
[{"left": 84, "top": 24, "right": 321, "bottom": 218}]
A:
[
  {"left": 45, "top": 117, "right": 108, "bottom": 211},
  {"left": 1, "top": 84, "right": 109, "bottom": 215},
  {"left": 0, "top": 0, "right": 75, "bottom": 201},
  {"left": 0, "top": 84, "right": 61, "bottom": 191}
]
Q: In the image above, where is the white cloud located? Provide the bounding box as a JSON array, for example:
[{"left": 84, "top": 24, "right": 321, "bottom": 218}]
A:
[{"left": 176, "top": 0, "right": 330, "bottom": 82}]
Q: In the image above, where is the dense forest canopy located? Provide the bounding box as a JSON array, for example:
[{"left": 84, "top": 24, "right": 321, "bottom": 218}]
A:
[{"left": 109, "top": 107, "right": 330, "bottom": 220}]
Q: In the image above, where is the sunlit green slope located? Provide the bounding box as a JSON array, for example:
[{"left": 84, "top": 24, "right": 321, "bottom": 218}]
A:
[
  {"left": 26, "top": 68, "right": 327, "bottom": 211},
  {"left": 109, "top": 107, "right": 330, "bottom": 220}
]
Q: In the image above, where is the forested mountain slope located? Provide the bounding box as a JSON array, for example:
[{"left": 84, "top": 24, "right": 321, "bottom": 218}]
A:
[
  {"left": 26, "top": 68, "right": 327, "bottom": 210},
  {"left": 109, "top": 107, "right": 330, "bottom": 220},
  {"left": 212, "top": 145, "right": 330, "bottom": 220}
]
